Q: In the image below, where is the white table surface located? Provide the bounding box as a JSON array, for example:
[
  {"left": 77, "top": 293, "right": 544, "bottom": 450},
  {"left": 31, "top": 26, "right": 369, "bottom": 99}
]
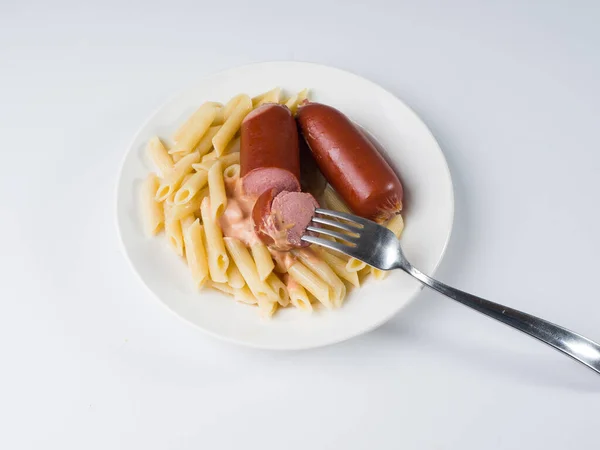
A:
[{"left": 2, "top": 1, "right": 599, "bottom": 448}]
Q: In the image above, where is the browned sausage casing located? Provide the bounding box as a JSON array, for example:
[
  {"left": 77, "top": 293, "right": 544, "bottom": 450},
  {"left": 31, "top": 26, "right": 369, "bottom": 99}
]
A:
[
  {"left": 296, "top": 102, "right": 403, "bottom": 222},
  {"left": 240, "top": 103, "right": 301, "bottom": 197}
]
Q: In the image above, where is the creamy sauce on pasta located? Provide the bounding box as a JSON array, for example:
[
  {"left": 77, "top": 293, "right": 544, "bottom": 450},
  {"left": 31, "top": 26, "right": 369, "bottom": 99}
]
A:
[{"left": 219, "top": 175, "right": 296, "bottom": 270}]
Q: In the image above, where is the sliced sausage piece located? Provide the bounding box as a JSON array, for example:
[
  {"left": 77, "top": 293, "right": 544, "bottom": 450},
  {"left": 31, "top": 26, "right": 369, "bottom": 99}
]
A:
[
  {"left": 296, "top": 102, "right": 404, "bottom": 222},
  {"left": 252, "top": 189, "right": 319, "bottom": 251},
  {"left": 240, "top": 103, "right": 301, "bottom": 197}
]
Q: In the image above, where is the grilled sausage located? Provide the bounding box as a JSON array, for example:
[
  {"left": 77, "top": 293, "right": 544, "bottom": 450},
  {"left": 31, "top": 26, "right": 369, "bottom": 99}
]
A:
[
  {"left": 252, "top": 189, "right": 319, "bottom": 251},
  {"left": 296, "top": 102, "right": 403, "bottom": 222},
  {"left": 240, "top": 103, "right": 301, "bottom": 197}
]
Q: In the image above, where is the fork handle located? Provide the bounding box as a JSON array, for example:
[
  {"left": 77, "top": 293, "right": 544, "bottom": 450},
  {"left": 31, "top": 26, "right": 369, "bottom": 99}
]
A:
[{"left": 402, "top": 263, "right": 600, "bottom": 375}]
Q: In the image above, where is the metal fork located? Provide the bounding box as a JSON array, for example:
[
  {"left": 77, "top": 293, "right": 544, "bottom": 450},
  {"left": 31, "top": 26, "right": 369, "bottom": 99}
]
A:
[{"left": 303, "top": 208, "right": 600, "bottom": 375}]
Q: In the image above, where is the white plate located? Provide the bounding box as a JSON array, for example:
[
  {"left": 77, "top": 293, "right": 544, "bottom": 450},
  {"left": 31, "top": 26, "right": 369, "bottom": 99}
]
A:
[{"left": 116, "top": 61, "right": 454, "bottom": 350}]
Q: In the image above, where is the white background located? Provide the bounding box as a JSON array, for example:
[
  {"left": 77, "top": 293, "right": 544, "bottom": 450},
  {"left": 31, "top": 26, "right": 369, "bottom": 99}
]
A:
[{"left": 2, "top": 0, "right": 599, "bottom": 449}]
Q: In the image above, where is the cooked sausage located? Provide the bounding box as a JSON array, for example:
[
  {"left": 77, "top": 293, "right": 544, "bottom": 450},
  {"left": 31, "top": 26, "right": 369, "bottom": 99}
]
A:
[
  {"left": 296, "top": 102, "right": 403, "bottom": 222},
  {"left": 252, "top": 189, "right": 319, "bottom": 251},
  {"left": 240, "top": 103, "right": 301, "bottom": 197}
]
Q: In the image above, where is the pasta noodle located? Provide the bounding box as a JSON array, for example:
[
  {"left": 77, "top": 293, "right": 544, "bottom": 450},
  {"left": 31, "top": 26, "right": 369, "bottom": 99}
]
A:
[
  {"left": 226, "top": 260, "right": 246, "bottom": 290},
  {"left": 223, "top": 164, "right": 240, "bottom": 183},
  {"left": 234, "top": 285, "right": 258, "bottom": 305},
  {"left": 172, "top": 102, "right": 222, "bottom": 142},
  {"left": 312, "top": 247, "right": 360, "bottom": 288},
  {"left": 223, "top": 237, "right": 277, "bottom": 304},
  {"left": 212, "top": 94, "right": 252, "bottom": 156},
  {"left": 193, "top": 153, "right": 240, "bottom": 172},
  {"left": 284, "top": 88, "right": 309, "bottom": 114},
  {"left": 164, "top": 203, "right": 184, "bottom": 257},
  {"left": 286, "top": 278, "right": 312, "bottom": 312},
  {"left": 288, "top": 262, "right": 333, "bottom": 309},
  {"left": 258, "top": 298, "right": 279, "bottom": 318},
  {"left": 267, "top": 273, "right": 289, "bottom": 307},
  {"left": 183, "top": 219, "right": 209, "bottom": 288},
  {"left": 200, "top": 197, "right": 229, "bottom": 283},
  {"left": 173, "top": 170, "right": 209, "bottom": 205},
  {"left": 292, "top": 249, "right": 346, "bottom": 308},
  {"left": 141, "top": 173, "right": 164, "bottom": 236},
  {"left": 146, "top": 136, "right": 173, "bottom": 175},
  {"left": 170, "top": 102, "right": 220, "bottom": 154},
  {"left": 209, "top": 281, "right": 234, "bottom": 295},
  {"left": 346, "top": 258, "right": 367, "bottom": 273},
  {"left": 322, "top": 184, "right": 351, "bottom": 213},
  {"left": 251, "top": 242, "right": 275, "bottom": 281},
  {"left": 192, "top": 125, "right": 220, "bottom": 157},
  {"left": 223, "top": 136, "right": 240, "bottom": 155},
  {"left": 180, "top": 214, "right": 196, "bottom": 230},
  {"left": 252, "top": 87, "right": 282, "bottom": 107},
  {"left": 168, "top": 188, "right": 208, "bottom": 221},
  {"left": 208, "top": 161, "right": 227, "bottom": 219},
  {"left": 155, "top": 151, "right": 201, "bottom": 202}
]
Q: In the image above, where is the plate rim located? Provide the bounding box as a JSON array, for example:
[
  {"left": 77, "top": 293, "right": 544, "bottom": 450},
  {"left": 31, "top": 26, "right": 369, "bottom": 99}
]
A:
[{"left": 115, "top": 60, "right": 455, "bottom": 350}]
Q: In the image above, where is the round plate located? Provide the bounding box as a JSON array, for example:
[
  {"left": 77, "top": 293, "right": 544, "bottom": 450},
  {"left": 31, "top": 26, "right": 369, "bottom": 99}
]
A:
[{"left": 116, "top": 61, "right": 454, "bottom": 350}]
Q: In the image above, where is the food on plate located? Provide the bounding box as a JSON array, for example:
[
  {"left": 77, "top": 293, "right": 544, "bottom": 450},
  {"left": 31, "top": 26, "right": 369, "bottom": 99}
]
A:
[
  {"left": 139, "top": 88, "right": 404, "bottom": 317},
  {"left": 252, "top": 189, "right": 319, "bottom": 251},
  {"left": 297, "top": 101, "right": 404, "bottom": 222},
  {"left": 240, "top": 103, "right": 301, "bottom": 197}
]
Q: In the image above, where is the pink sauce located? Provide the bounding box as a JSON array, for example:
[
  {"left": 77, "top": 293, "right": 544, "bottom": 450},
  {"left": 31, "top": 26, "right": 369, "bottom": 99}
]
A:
[{"left": 219, "top": 173, "right": 297, "bottom": 270}]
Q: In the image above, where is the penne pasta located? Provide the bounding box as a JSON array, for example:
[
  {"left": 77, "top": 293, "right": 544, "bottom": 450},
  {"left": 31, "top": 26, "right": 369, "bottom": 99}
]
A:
[
  {"left": 183, "top": 219, "right": 209, "bottom": 288},
  {"left": 173, "top": 102, "right": 222, "bottom": 142},
  {"left": 141, "top": 173, "right": 164, "bottom": 236},
  {"left": 252, "top": 87, "right": 282, "bottom": 107},
  {"left": 200, "top": 197, "right": 229, "bottom": 283},
  {"left": 171, "top": 102, "right": 220, "bottom": 153},
  {"left": 164, "top": 204, "right": 184, "bottom": 257},
  {"left": 251, "top": 242, "right": 275, "bottom": 281},
  {"left": 223, "top": 164, "right": 240, "bottom": 183},
  {"left": 202, "top": 150, "right": 217, "bottom": 162},
  {"left": 208, "top": 161, "right": 227, "bottom": 219},
  {"left": 346, "top": 258, "right": 367, "bottom": 273},
  {"left": 234, "top": 285, "right": 258, "bottom": 305},
  {"left": 386, "top": 213, "right": 405, "bottom": 236},
  {"left": 267, "top": 273, "right": 289, "bottom": 307},
  {"left": 286, "top": 278, "right": 312, "bottom": 312},
  {"left": 313, "top": 247, "right": 360, "bottom": 288},
  {"left": 180, "top": 214, "right": 196, "bottom": 230},
  {"left": 155, "top": 151, "right": 201, "bottom": 202},
  {"left": 221, "top": 94, "right": 243, "bottom": 121},
  {"left": 258, "top": 298, "right": 279, "bottom": 318},
  {"left": 169, "top": 188, "right": 208, "bottom": 220},
  {"left": 209, "top": 281, "right": 235, "bottom": 295},
  {"left": 192, "top": 125, "right": 220, "bottom": 157},
  {"left": 322, "top": 184, "right": 351, "bottom": 214},
  {"left": 173, "top": 170, "right": 209, "bottom": 205},
  {"left": 223, "top": 135, "right": 240, "bottom": 155},
  {"left": 226, "top": 260, "right": 246, "bottom": 290},
  {"left": 193, "top": 152, "right": 240, "bottom": 172},
  {"left": 168, "top": 188, "right": 208, "bottom": 221},
  {"left": 284, "top": 88, "right": 309, "bottom": 114},
  {"left": 223, "top": 237, "right": 277, "bottom": 303},
  {"left": 373, "top": 214, "right": 404, "bottom": 280},
  {"left": 292, "top": 249, "right": 346, "bottom": 308},
  {"left": 146, "top": 136, "right": 173, "bottom": 175},
  {"left": 212, "top": 94, "right": 252, "bottom": 156},
  {"left": 288, "top": 262, "right": 333, "bottom": 309}
]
